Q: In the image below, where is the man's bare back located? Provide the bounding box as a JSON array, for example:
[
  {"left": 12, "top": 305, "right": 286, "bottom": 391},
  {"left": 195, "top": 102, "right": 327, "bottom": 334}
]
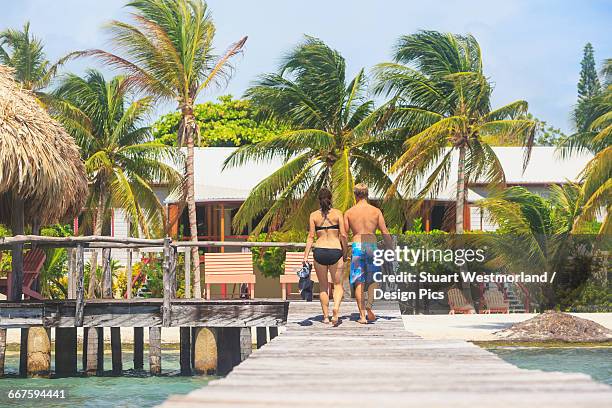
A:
[{"left": 344, "top": 201, "right": 387, "bottom": 240}]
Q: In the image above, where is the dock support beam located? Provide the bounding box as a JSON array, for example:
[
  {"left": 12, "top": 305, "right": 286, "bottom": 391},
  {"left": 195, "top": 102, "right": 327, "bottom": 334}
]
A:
[
  {"left": 74, "top": 244, "right": 85, "bottom": 326},
  {"left": 217, "top": 327, "right": 240, "bottom": 376},
  {"left": 256, "top": 327, "right": 267, "bottom": 349},
  {"left": 27, "top": 327, "right": 50, "bottom": 377},
  {"left": 180, "top": 327, "right": 191, "bottom": 375},
  {"left": 85, "top": 327, "right": 103, "bottom": 375},
  {"left": 55, "top": 328, "right": 77, "bottom": 377},
  {"left": 240, "top": 328, "right": 252, "bottom": 362},
  {"left": 149, "top": 327, "right": 161, "bottom": 375},
  {"left": 111, "top": 327, "right": 122, "bottom": 375},
  {"left": 133, "top": 327, "right": 144, "bottom": 370},
  {"left": 19, "top": 328, "right": 27, "bottom": 377},
  {"left": 269, "top": 327, "right": 278, "bottom": 340},
  {"left": 0, "top": 328, "right": 5, "bottom": 376},
  {"left": 193, "top": 327, "right": 217, "bottom": 375}
]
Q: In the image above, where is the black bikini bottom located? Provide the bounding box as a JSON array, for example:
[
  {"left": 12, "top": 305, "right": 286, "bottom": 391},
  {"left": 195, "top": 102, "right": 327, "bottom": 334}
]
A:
[{"left": 313, "top": 248, "right": 343, "bottom": 266}]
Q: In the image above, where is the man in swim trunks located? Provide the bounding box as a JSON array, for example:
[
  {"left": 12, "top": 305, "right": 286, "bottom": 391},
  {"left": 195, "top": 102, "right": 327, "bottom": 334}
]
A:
[{"left": 344, "top": 183, "right": 393, "bottom": 324}]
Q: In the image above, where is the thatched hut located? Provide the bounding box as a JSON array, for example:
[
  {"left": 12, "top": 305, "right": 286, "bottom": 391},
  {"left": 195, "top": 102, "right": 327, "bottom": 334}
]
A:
[{"left": 0, "top": 64, "right": 87, "bottom": 300}]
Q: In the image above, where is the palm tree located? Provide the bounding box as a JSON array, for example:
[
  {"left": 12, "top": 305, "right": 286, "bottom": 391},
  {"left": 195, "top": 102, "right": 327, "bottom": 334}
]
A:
[
  {"left": 51, "top": 69, "right": 180, "bottom": 297},
  {"left": 374, "top": 31, "right": 536, "bottom": 232},
  {"left": 224, "top": 36, "right": 391, "bottom": 234},
  {"left": 0, "top": 22, "right": 60, "bottom": 93},
  {"left": 561, "top": 59, "right": 611, "bottom": 234},
  {"left": 68, "top": 0, "right": 246, "bottom": 298}
]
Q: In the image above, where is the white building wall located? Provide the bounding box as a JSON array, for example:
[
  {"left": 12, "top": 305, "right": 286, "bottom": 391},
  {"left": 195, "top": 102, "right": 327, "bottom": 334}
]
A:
[{"left": 112, "top": 209, "right": 130, "bottom": 266}]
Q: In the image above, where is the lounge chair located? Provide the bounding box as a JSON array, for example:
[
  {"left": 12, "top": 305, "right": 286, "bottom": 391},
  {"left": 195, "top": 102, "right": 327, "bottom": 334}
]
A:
[
  {"left": 279, "top": 252, "right": 333, "bottom": 300},
  {"left": 481, "top": 288, "right": 510, "bottom": 314},
  {"left": 0, "top": 248, "right": 46, "bottom": 300},
  {"left": 447, "top": 287, "right": 476, "bottom": 314},
  {"left": 204, "top": 252, "right": 256, "bottom": 300}
]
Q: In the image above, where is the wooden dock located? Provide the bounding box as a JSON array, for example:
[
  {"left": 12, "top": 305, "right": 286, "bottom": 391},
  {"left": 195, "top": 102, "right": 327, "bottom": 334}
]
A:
[{"left": 161, "top": 301, "right": 612, "bottom": 408}]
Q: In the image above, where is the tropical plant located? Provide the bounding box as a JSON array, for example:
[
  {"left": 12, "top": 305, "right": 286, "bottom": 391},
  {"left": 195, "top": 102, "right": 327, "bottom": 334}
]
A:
[
  {"left": 0, "top": 22, "right": 61, "bottom": 93},
  {"left": 561, "top": 58, "right": 611, "bottom": 234},
  {"left": 70, "top": 0, "right": 247, "bottom": 298},
  {"left": 152, "top": 95, "right": 285, "bottom": 146},
  {"left": 374, "top": 31, "right": 536, "bottom": 232},
  {"left": 51, "top": 69, "right": 180, "bottom": 297},
  {"left": 577, "top": 43, "right": 601, "bottom": 102},
  {"left": 225, "top": 36, "right": 391, "bottom": 234}
]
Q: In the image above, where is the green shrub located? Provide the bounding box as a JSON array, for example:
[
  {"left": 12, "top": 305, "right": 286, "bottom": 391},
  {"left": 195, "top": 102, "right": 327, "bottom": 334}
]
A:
[{"left": 249, "top": 230, "right": 308, "bottom": 278}]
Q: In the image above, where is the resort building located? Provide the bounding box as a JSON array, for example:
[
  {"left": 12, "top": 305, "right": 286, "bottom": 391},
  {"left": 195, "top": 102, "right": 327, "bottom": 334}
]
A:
[{"left": 105, "top": 146, "right": 592, "bottom": 262}]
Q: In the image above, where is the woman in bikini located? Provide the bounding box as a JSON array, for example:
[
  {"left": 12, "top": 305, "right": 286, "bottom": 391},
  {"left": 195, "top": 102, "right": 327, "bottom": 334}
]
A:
[{"left": 303, "top": 188, "right": 347, "bottom": 325}]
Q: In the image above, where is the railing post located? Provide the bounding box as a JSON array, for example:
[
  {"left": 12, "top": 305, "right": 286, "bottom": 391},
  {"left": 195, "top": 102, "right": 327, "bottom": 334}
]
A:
[
  {"left": 162, "top": 237, "right": 172, "bottom": 327},
  {"left": 126, "top": 249, "right": 133, "bottom": 299},
  {"left": 184, "top": 248, "right": 191, "bottom": 299},
  {"left": 102, "top": 248, "right": 112, "bottom": 299},
  {"left": 75, "top": 244, "right": 85, "bottom": 327}
]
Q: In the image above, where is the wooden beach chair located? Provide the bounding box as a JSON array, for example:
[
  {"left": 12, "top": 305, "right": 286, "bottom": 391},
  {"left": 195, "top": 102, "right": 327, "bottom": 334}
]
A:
[
  {"left": 0, "top": 248, "right": 46, "bottom": 300},
  {"left": 279, "top": 252, "right": 334, "bottom": 300},
  {"left": 481, "top": 288, "right": 510, "bottom": 314},
  {"left": 203, "top": 252, "right": 256, "bottom": 300},
  {"left": 447, "top": 287, "right": 476, "bottom": 314}
]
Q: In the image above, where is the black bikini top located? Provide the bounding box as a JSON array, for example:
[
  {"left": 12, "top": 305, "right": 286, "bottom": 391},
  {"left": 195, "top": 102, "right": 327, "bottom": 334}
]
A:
[{"left": 315, "top": 224, "right": 340, "bottom": 231}]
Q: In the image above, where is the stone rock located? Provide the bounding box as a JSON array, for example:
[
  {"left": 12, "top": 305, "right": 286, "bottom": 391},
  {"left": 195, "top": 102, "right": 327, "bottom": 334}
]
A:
[
  {"left": 495, "top": 310, "right": 612, "bottom": 342},
  {"left": 27, "top": 327, "right": 50, "bottom": 377}
]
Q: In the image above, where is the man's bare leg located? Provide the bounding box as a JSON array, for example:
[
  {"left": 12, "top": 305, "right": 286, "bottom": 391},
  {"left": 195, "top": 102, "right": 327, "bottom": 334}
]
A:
[
  {"left": 314, "top": 262, "right": 330, "bottom": 323},
  {"left": 330, "top": 260, "right": 344, "bottom": 325},
  {"left": 366, "top": 282, "right": 378, "bottom": 321},
  {"left": 354, "top": 283, "right": 367, "bottom": 324}
]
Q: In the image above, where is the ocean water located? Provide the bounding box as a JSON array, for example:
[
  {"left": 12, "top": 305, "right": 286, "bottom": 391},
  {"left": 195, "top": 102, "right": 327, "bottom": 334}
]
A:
[
  {"left": 491, "top": 347, "right": 612, "bottom": 385},
  {"left": 0, "top": 351, "right": 213, "bottom": 407}
]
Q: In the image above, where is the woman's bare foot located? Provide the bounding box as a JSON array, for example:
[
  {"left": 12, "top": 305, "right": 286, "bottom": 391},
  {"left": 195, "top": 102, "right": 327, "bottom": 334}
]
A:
[
  {"left": 366, "top": 308, "right": 376, "bottom": 321},
  {"left": 357, "top": 313, "right": 367, "bottom": 324},
  {"left": 322, "top": 316, "right": 330, "bottom": 324}
]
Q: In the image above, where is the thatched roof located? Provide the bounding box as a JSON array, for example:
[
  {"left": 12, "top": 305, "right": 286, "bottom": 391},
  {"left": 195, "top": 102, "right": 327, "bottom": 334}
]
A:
[{"left": 0, "top": 64, "right": 87, "bottom": 226}]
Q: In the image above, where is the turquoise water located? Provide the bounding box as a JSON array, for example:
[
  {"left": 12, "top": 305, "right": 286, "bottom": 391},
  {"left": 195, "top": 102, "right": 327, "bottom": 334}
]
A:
[
  {"left": 491, "top": 347, "right": 612, "bottom": 385},
  {"left": 0, "top": 351, "right": 213, "bottom": 407}
]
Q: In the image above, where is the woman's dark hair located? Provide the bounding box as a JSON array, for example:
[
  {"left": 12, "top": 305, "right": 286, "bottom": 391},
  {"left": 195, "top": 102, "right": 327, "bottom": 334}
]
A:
[{"left": 318, "top": 188, "right": 332, "bottom": 217}]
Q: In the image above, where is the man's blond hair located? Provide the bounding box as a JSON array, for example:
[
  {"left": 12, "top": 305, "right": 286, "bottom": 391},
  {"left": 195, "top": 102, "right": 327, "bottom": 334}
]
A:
[{"left": 354, "top": 183, "right": 369, "bottom": 200}]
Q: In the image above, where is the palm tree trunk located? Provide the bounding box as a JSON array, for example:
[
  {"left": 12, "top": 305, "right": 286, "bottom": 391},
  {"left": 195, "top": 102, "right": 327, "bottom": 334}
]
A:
[
  {"left": 87, "top": 190, "right": 105, "bottom": 298},
  {"left": 182, "top": 107, "right": 201, "bottom": 298},
  {"left": 455, "top": 145, "right": 466, "bottom": 234}
]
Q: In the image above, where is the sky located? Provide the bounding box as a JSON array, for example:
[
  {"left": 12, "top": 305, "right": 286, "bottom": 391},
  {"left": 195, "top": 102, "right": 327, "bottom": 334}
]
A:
[{"left": 3, "top": 0, "right": 611, "bottom": 133}]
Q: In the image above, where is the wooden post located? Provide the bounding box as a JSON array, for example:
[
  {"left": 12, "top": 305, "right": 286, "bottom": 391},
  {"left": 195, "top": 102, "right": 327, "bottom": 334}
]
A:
[
  {"left": 220, "top": 204, "right": 225, "bottom": 253},
  {"left": 75, "top": 244, "right": 85, "bottom": 327},
  {"left": 133, "top": 327, "right": 144, "bottom": 370},
  {"left": 55, "top": 328, "right": 77, "bottom": 377},
  {"left": 193, "top": 327, "right": 217, "bottom": 374},
  {"left": 256, "top": 327, "right": 267, "bottom": 349},
  {"left": 96, "top": 327, "right": 104, "bottom": 374},
  {"left": 269, "top": 326, "right": 279, "bottom": 340},
  {"left": 10, "top": 195, "right": 25, "bottom": 301},
  {"left": 82, "top": 327, "right": 88, "bottom": 371},
  {"left": 111, "top": 327, "right": 122, "bottom": 375},
  {"left": 67, "top": 248, "right": 74, "bottom": 298},
  {"left": 162, "top": 237, "right": 172, "bottom": 327},
  {"left": 216, "top": 327, "right": 241, "bottom": 376},
  {"left": 184, "top": 249, "right": 191, "bottom": 299},
  {"left": 126, "top": 249, "right": 133, "bottom": 299},
  {"left": 0, "top": 328, "right": 6, "bottom": 376},
  {"left": 239, "top": 328, "right": 252, "bottom": 362},
  {"left": 149, "top": 327, "right": 162, "bottom": 375},
  {"left": 85, "top": 327, "right": 99, "bottom": 375},
  {"left": 102, "top": 248, "right": 112, "bottom": 299},
  {"left": 180, "top": 327, "right": 191, "bottom": 375},
  {"left": 27, "top": 327, "right": 51, "bottom": 377},
  {"left": 19, "top": 328, "right": 27, "bottom": 377},
  {"left": 170, "top": 246, "right": 178, "bottom": 298}
]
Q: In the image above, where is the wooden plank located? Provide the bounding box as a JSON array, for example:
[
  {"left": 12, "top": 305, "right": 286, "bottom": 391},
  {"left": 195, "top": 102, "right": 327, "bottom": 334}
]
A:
[
  {"left": 111, "top": 327, "right": 122, "bottom": 375},
  {"left": 133, "top": 327, "right": 144, "bottom": 370},
  {"left": 149, "top": 327, "right": 161, "bottom": 375},
  {"left": 180, "top": 327, "right": 191, "bottom": 375},
  {"left": 74, "top": 244, "right": 85, "bottom": 326},
  {"left": 55, "top": 327, "right": 77, "bottom": 376}
]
